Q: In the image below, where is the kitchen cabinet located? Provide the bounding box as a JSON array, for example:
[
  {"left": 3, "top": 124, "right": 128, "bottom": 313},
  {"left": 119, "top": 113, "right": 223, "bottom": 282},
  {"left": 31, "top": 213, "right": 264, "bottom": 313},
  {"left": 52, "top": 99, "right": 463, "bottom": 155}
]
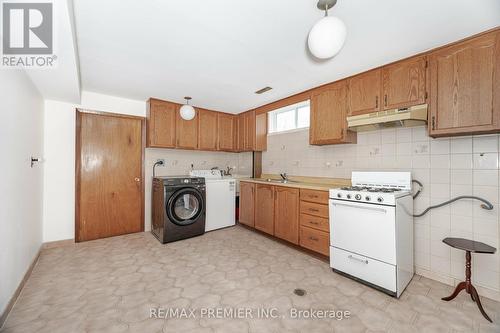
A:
[
  {"left": 239, "top": 182, "right": 255, "bottom": 227},
  {"left": 348, "top": 69, "right": 382, "bottom": 116},
  {"left": 382, "top": 55, "right": 427, "bottom": 110},
  {"left": 244, "top": 111, "right": 256, "bottom": 151},
  {"left": 237, "top": 113, "right": 246, "bottom": 151},
  {"left": 198, "top": 109, "right": 218, "bottom": 151},
  {"left": 309, "top": 81, "right": 357, "bottom": 145},
  {"left": 236, "top": 110, "right": 266, "bottom": 152},
  {"left": 254, "top": 184, "right": 274, "bottom": 235},
  {"left": 428, "top": 30, "right": 500, "bottom": 137},
  {"left": 299, "top": 226, "right": 330, "bottom": 256},
  {"left": 274, "top": 186, "right": 299, "bottom": 244},
  {"left": 176, "top": 109, "right": 199, "bottom": 149},
  {"left": 217, "top": 113, "right": 237, "bottom": 151},
  {"left": 255, "top": 112, "right": 267, "bottom": 151},
  {"left": 146, "top": 98, "right": 177, "bottom": 148}
]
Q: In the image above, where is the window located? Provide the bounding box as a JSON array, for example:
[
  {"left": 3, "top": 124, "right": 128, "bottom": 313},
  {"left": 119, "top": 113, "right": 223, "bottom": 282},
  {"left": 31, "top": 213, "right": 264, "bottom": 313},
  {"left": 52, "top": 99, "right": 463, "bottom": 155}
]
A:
[{"left": 268, "top": 100, "right": 310, "bottom": 134}]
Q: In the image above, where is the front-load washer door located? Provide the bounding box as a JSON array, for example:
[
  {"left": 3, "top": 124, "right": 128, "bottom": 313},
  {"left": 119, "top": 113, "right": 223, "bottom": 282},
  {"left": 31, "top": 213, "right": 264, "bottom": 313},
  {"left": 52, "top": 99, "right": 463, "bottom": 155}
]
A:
[{"left": 166, "top": 188, "right": 204, "bottom": 226}]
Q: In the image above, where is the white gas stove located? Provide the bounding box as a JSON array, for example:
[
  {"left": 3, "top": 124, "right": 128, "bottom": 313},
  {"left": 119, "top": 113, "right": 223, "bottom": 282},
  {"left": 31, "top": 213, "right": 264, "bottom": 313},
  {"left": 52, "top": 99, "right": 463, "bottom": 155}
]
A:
[{"left": 329, "top": 171, "right": 414, "bottom": 298}]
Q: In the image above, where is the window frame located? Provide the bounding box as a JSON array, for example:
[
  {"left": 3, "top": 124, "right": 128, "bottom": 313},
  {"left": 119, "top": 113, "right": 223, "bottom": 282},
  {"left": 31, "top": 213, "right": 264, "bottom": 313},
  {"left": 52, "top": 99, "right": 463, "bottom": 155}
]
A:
[{"left": 267, "top": 100, "right": 310, "bottom": 135}]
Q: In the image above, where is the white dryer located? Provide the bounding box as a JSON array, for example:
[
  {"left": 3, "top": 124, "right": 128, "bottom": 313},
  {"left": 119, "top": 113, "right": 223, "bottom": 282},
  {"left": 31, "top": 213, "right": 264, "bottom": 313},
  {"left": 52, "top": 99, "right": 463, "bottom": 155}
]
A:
[{"left": 189, "top": 170, "right": 236, "bottom": 232}]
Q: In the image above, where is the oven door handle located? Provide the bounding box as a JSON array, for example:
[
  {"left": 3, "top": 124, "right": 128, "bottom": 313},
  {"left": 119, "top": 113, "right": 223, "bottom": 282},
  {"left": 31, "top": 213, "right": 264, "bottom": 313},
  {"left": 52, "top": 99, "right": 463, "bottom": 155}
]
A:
[{"left": 331, "top": 202, "right": 387, "bottom": 214}]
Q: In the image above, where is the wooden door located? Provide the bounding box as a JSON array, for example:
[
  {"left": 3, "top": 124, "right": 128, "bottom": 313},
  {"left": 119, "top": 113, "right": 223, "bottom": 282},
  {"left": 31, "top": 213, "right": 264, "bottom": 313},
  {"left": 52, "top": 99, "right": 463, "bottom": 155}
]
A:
[
  {"left": 146, "top": 99, "right": 176, "bottom": 148},
  {"left": 244, "top": 111, "right": 256, "bottom": 151},
  {"left": 348, "top": 69, "right": 382, "bottom": 116},
  {"left": 238, "top": 113, "right": 246, "bottom": 151},
  {"left": 254, "top": 184, "right": 274, "bottom": 235},
  {"left": 76, "top": 110, "right": 144, "bottom": 242},
  {"left": 198, "top": 109, "right": 218, "bottom": 150},
  {"left": 239, "top": 182, "right": 254, "bottom": 227},
  {"left": 255, "top": 112, "right": 267, "bottom": 151},
  {"left": 176, "top": 108, "right": 198, "bottom": 149},
  {"left": 309, "top": 81, "right": 356, "bottom": 145},
  {"left": 429, "top": 31, "right": 500, "bottom": 137},
  {"left": 274, "top": 186, "right": 299, "bottom": 244},
  {"left": 382, "top": 55, "right": 427, "bottom": 110},
  {"left": 217, "top": 113, "right": 236, "bottom": 151}
]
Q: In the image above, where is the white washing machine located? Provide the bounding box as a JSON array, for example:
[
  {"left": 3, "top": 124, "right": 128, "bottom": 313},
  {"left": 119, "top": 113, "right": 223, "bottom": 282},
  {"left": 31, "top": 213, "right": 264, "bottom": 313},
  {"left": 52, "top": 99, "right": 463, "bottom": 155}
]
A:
[{"left": 189, "top": 170, "right": 235, "bottom": 232}]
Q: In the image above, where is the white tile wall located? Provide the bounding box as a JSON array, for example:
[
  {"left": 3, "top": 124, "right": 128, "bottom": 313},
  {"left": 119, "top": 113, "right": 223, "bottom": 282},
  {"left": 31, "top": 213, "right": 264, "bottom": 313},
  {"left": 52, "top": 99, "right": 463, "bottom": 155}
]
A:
[{"left": 262, "top": 126, "right": 500, "bottom": 295}]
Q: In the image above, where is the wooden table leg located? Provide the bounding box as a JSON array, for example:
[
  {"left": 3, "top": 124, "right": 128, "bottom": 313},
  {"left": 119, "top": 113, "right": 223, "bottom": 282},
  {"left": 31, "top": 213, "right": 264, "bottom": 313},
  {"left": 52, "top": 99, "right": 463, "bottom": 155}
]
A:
[{"left": 441, "top": 250, "right": 493, "bottom": 323}]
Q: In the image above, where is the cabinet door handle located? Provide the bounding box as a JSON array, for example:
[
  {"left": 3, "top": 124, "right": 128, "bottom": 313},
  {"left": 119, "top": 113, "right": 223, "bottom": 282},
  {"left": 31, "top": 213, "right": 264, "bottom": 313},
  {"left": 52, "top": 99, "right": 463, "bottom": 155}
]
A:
[
  {"left": 431, "top": 116, "right": 436, "bottom": 130},
  {"left": 309, "top": 221, "right": 319, "bottom": 225},
  {"left": 384, "top": 94, "right": 388, "bottom": 107},
  {"left": 375, "top": 96, "right": 379, "bottom": 109},
  {"left": 309, "top": 236, "right": 319, "bottom": 241},
  {"left": 308, "top": 208, "right": 319, "bottom": 212},
  {"left": 310, "top": 195, "right": 318, "bottom": 198}
]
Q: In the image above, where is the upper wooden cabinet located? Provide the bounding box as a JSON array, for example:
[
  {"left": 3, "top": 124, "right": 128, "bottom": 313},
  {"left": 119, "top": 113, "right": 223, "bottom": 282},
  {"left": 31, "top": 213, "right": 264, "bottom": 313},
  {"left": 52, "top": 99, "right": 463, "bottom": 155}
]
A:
[
  {"left": 310, "top": 81, "right": 357, "bottom": 145},
  {"left": 274, "top": 186, "right": 299, "bottom": 245},
  {"left": 254, "top": 184, "right": 274, "bottom": 235},
  {"left": 348, "top": 69, "right": 382, "bottom": 116},
  {"left": 236, "top": 110, "right": 267, "bottom": 152},
  {"left": 244, "top": 111, "right": 256, "bottom": 151},
  {"left": 198, "top": 109, "right": 218, "bottom": 151},
  {"left": 146, "top": 99, "right": 177, "bottom": 148},
  {"left": 217, "top": 113, "right": 237, "bottom": 151},
  {"left": 382, "top": 55, "right": 427, "bottom": 110},
  {"left": 176, "top": 108, "right": 198, "bottom": 149},
  {"left": 428, "top": 30, "right": 500, "bottom": 137},
  {"left": 255, "top": 112, "right": 267, "bottom": 151}
]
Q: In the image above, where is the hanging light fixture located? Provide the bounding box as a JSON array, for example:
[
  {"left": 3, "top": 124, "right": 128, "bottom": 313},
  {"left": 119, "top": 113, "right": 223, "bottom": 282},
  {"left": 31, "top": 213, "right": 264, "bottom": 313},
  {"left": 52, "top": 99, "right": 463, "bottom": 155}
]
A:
[
  {"left": 180, "top": 96, "right": 196, "bottom": 120},
  {"left": 308, "top": 0, "right": 347, "bottom": 60}
]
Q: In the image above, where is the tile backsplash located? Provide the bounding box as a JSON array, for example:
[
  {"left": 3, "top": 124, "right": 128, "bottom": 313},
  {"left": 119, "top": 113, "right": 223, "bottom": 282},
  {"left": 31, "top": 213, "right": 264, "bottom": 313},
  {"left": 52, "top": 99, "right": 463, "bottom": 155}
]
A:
[{"left": 263, "top": 127, "right": 500, "bottom": 299}]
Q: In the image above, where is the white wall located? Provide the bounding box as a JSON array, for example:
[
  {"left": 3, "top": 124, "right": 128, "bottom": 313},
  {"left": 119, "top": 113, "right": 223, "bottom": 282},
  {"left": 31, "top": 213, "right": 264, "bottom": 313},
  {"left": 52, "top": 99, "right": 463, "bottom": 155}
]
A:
[
  {"left": 43, "top": 92, "right": 252, "bottom": 241},
  {"left": 0, "top": 71, "right": 44, "bottom": 315},
  {"left": 263, "top": 127, "right": 500, "bottom": 300}
]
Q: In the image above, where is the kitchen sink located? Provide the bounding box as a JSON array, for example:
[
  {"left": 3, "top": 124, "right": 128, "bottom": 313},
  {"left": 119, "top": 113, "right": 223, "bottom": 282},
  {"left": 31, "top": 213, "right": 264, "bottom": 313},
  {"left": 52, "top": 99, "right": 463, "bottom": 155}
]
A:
[{"left": 263, "top": 178, "right": 299, "bottom": 184}]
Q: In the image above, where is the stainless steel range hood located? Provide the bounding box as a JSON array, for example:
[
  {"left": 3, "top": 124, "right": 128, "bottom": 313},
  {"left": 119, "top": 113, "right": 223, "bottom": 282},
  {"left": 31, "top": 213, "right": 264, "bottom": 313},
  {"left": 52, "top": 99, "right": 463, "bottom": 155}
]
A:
[{"left": 347, "top": 104, "right": 428, "bottom": 132}]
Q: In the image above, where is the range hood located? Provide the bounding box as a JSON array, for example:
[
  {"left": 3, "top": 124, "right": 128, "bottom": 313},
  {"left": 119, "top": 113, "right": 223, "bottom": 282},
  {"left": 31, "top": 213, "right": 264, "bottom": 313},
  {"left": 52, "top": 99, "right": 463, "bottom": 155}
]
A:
[{"left": 347, "top": 104, "right": 428, "bottom": 132}]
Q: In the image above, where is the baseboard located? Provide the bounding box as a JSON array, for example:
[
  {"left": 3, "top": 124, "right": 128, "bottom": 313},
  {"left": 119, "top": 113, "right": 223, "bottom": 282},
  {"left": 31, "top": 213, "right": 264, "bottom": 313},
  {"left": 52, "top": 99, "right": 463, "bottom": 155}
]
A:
[
  {"left": 415, "top": 267, "right": 500, "bottom": 302},
  {"left": 42, "top": 238, "right": 75, "bottom": 249},
  {"left": 0, "top": 245, "right": 42, "bottom": 330}
]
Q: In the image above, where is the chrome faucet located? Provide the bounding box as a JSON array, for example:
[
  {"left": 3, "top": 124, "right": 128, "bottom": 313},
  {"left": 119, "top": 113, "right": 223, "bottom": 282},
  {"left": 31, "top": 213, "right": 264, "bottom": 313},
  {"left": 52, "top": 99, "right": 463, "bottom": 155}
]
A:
[
  {"left": 224, "top": 166, "right": 233, "bottom": 176},
  {"left": 280, "top": 173, "right": 288, "bottom": 181}
]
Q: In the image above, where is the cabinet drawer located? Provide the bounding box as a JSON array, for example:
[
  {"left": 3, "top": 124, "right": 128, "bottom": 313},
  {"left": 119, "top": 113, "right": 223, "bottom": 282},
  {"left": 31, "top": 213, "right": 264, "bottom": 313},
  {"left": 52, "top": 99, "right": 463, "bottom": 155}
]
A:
[
  {"left": 300, "top": 189, "right": 329, "bottom": 204},
  {"left": 300, "top": 226, "right": 329, "bottom": 256},
  {"left": 300, "top": 201, "right": 328, "bottom": 218},
  {"left": 300, "top": 213, "right": 329, "bottom": 232},
  {"left": 330, "top": 247, "right": 396, "bottom": 293}
]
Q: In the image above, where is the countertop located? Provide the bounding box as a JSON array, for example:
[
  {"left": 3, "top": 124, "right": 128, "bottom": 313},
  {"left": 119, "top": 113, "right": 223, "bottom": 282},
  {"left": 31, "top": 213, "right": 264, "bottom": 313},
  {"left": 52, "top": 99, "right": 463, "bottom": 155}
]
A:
[{"left": 238, "top": 177, "right": 350, "bottom": 191}]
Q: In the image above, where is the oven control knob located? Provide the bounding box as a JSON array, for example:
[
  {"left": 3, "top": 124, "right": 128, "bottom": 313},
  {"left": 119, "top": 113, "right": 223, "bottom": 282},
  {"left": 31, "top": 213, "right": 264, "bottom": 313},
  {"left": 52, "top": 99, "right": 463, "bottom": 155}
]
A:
[
  {"left": 355, "top": 194, "right": 361, "bottom": 200},
  {"left": 337, "top": 193, "right": 342, "bottom": 198},
  {"left": 377, "top": 197, "right": 383, "bottom": 203},
  {"left": 365, "top": 196, "right": 371, "bottom": 201},
  {"left": 346, "top": 194, "right": 351, "bottom": 199}
]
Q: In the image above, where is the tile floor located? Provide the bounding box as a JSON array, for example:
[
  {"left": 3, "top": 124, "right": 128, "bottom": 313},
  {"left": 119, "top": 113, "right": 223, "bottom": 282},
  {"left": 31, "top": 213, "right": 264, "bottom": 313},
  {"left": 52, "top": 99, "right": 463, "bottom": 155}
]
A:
[{"left": 1, "top": 225, "right": 500, "bottom": 333}]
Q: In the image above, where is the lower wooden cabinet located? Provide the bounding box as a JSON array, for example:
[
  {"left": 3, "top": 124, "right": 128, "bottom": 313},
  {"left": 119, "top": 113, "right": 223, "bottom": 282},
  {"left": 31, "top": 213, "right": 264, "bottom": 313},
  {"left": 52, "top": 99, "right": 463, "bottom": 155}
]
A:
[
  {"left": 254, "top": 184, "right": 274, "bottom": 235},
  {"left": 239, "top": 183, "right": 331, "bottom": 256},
  {"left": 299, "top": 226, "right": 330, "bottom": 256},
  {"left": 239, "top": 182, "right": 255, "bottom": 227},
  {"left": 274, "top": 186, "right": 299, "bottom": 244}
]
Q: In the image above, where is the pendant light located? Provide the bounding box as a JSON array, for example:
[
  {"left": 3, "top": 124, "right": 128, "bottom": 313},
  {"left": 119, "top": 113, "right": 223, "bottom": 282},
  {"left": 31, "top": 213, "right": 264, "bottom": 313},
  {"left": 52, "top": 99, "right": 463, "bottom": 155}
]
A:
[
  {"left": 180, "top": 96, "right": 196, "bottom": 120},
  {"left": 308, "top": 0, "right": 347, "bottom": 60}
]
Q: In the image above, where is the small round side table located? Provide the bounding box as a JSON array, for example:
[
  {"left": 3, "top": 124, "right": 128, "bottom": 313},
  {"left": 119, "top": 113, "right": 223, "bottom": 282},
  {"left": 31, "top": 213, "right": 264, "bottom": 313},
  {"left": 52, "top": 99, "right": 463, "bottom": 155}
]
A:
[{"left": 441, "top": 237, "right": 496, "bottom": 323}]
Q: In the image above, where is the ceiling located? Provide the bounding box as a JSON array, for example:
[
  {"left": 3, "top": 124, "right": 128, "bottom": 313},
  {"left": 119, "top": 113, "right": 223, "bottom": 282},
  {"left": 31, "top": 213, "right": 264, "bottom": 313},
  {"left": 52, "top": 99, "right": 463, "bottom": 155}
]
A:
[{"left": 73, "top": 0, "right": 500, "bottom": 113}]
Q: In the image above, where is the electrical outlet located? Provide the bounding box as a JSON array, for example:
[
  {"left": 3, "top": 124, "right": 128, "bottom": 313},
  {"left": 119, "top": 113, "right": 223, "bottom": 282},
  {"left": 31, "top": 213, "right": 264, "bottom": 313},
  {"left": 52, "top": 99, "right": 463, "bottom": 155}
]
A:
[{"left": 156, "top": 159, "right": 165, "bottom": 166}]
